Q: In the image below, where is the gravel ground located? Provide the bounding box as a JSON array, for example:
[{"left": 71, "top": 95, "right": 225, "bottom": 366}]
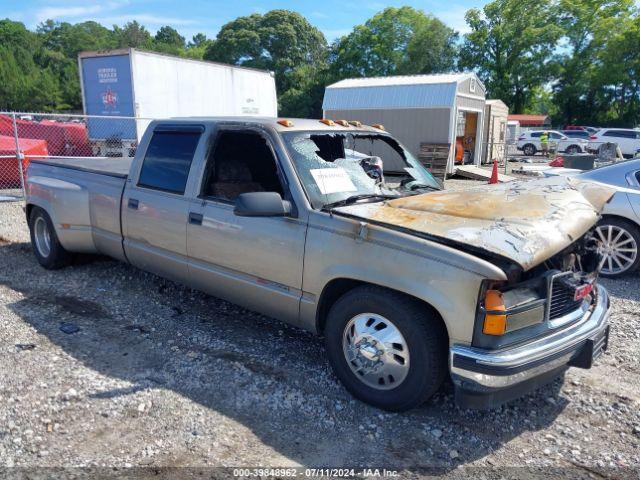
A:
[{"left": 1, "top": 189, "right": 639, "bottom": 478}]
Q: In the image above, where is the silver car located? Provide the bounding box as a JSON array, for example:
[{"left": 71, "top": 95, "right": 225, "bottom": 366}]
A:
[{"left": 577, "top": 160, "right": 640, "bottom": 277}]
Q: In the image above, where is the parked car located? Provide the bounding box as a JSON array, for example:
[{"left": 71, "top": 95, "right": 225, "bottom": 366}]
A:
[
  {"left": 25, "top": 117, "right": 613, "bottom": 411},
  {"left": 576, "top": 160, "right": 640, "bottom": 277},
  {"left": 588, "top": 128, "right": 640, "bottom": 158},
  {"left": 565, "top": 126, "right": 599, "bottom": 135},
  {"left": 517, "top": 130, "right": 588, "bottom": 156},
  {"left": 562, "top": 130, "right": 591, "bottom": 139}
]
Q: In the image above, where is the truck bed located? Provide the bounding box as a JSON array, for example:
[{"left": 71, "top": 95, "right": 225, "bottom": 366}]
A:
[{"left": 31, "top": 157, "right": 132, "bottom": 178}]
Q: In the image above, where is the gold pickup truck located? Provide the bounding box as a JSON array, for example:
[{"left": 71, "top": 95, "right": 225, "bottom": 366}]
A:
[{"left": 25, "top": 117, "right": 613, "bottom": 410}]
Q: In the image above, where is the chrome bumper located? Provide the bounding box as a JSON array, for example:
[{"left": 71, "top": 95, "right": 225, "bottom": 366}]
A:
[{"left": 451, "top": 284, "right": 610, "bottom": 408}]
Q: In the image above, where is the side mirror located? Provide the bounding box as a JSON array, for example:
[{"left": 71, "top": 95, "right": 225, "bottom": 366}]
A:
[{"left": 234, "top": 192, "right": 292, "bottom": 217}]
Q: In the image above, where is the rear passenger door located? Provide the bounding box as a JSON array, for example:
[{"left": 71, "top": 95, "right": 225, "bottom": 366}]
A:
[
  {"left": 122, "top": 124, "right": 204, "bottom": 284},
  {"left": 186, "top": 126, "right": 306, "bottom": 325},
  {"left": 603, "top": 130, "right": 634, "bottom": 155}
]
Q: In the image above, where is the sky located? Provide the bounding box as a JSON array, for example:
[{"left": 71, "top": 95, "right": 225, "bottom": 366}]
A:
[{"left": 1, "top": 0, "right": 488, "bottom": 42}]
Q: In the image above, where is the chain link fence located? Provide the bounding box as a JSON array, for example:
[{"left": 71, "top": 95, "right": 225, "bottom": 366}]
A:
[{"left": 0, "top": 112, "right": 151, "bottom": 202}]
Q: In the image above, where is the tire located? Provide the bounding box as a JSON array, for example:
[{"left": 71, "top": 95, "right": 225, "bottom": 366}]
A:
[
  {"left": 565, "top": 145, "right": 581, "bottom": 154},
  {"left": 595, "top": 217, "right": 640, "bottom": 278},
  {"left": 28, "top": 206, "right": 72, "bottom": 269},
  {"left": 523, "top": 144, "right": 536, "bottom": 156},
  {"left": 324, "top": 285, "right": 447, "bottom": 411}
]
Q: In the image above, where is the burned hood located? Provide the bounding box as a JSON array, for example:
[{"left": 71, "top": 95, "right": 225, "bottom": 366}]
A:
[{"left": 335, "top": 176, "right": 615, "bottom": 271}]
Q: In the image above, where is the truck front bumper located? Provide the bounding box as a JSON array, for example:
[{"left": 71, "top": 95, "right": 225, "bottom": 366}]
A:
[{"left": 450, "top": 284, "right": 610, "bottom": 409}]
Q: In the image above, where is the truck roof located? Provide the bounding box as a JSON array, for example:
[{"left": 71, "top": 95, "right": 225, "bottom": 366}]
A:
[{"left": 159, "top": 117, "right": 387, "bottom": 134}]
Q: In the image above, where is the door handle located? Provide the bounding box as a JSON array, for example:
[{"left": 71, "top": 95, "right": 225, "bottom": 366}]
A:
[
  {"left": 128, "top": 198, "right": 139, "bottom": 210},
  {"left": 189, "top": 212, "right": 203, "bottom": 225}
]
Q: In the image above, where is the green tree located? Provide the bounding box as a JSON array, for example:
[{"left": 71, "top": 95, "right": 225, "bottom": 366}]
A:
[
  {"left": 330, "top": 7, "right": 458, "bottom": 78},
  {"left": 154, "top": 25, "right": 185, "bottom": 54},
  {"left": 551, "top": 0, "right": 634, "bottom": 124},
  {"left": 205, "top": 9, "right": 328, "bottom": 116},
  {"left": 592, "top": 13, "right": 640, "bottom": 125},
  {"left": 185, "top": 33, "right": 212, "bottom": 59},
  {"left": 114, "top": 21, "right": 153, "bottom": 49},
  {"left": 459, "top": 0, "right": 562, "bottom": 113}
]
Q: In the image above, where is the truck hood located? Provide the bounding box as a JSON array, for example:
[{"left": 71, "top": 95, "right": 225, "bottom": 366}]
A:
[{"left": 334, "top": 176, "right": 615, "bottom": 271}]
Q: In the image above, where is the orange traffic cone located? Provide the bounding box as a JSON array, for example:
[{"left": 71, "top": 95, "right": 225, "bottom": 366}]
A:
[{"left": 489, "top": 160, "right": 499, "bottom": 184}]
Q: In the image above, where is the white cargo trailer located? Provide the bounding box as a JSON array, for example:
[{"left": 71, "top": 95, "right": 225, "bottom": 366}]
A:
[{"left": 78, "top": 49, "right": 277, "bottom": 156}]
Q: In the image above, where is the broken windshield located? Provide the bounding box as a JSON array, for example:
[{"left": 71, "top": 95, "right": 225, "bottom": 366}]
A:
[{"left": 281, "top": 131, "right": 440, "bottom": 209}]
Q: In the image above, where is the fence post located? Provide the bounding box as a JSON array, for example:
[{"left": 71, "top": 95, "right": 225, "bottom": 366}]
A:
[{"left": 11, "top": 112, "right": 26, "bottom": 201}]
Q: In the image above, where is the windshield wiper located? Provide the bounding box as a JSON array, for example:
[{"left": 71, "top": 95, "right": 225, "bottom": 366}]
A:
[{"left": 321, "top": 193, "right": 398, "bottom": 211}]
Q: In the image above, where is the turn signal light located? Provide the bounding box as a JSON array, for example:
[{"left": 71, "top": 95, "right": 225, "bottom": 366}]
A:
[
  {"left": 277, "top": 119, "right": 294, "bottom": 127},
  {"left": 371, "top": 124, "right": 385, "bottom": 131},
  {"left": 319, "top": 119, "right": 335, "bottom": 126},
  {"left": 483, "top": 290, "right": 507, "bottom": 335},
  {"left": 335, "top": 120, "right": 350, "bottom": 127}
]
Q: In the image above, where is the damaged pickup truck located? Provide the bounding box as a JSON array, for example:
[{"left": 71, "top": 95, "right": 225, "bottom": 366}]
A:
[{"left": 25, "top": 118, "right": 613, "bottom": 411}]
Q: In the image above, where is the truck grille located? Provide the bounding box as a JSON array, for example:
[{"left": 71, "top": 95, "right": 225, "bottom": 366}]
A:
[{"left": 548, "top": 274, "right": 585, "bottom": 320}]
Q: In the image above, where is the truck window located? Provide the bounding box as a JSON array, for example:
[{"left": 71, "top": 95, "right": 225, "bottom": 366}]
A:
[
  {"left": 138, "top": 130, "right": 201, "bottom": 194},
  {"left": 201, "top": 130, "right": 284, "bottom": 201}
]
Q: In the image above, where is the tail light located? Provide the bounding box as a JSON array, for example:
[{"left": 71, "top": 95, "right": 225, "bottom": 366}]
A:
[{"left": 589, "top": 135, "right": 597, "bottom": 140}]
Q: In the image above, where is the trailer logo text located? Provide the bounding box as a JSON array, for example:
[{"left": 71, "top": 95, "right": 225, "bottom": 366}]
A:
[
  {"left": 101, "top": 88, "right": 118, "bottom": 110},
  {"left": 98, "top": 67, "right": 118, "bottom": 84}
]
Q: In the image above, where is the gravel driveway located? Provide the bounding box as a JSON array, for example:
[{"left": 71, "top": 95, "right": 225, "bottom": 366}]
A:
[{"left": 1, "top": 195, "right": 639, "bottom": 478}]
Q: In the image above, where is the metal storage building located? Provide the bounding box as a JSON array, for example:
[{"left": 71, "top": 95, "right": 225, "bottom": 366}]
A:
[
  {"left": 322, "top": 73, "right": 486, "bottom": 174},
  {"left": 483, "top": 99, "right": 509, "bottom": 164}
]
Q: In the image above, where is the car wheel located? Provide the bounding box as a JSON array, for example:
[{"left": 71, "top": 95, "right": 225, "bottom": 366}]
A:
[
  {"left": 566, "top": 145, "right": 581, "bottom": 154},
  {"left": 523, "top": 144, "right": 536, "bottom": 156},
  {"left": 28, "top": 206, "right": 72, "bottom": 269},
  {"left": 324, "top": 285, "right": 447, "bottom": 411},
  {"left": 595, "top": 218, "right": 640, "bottom": 277}
]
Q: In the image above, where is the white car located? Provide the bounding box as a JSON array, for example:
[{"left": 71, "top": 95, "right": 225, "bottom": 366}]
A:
[
  {"left": 587, "top": 128, "right": 640, "bottom": 157},
  {"left": 517, "top": 130, "right": 589, "bottom": 156}
]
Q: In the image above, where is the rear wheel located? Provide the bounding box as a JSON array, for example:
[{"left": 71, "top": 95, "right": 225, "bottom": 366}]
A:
[
  {"left": 324, "top": 286, "right": 447, "bottom": 411},
  {"left": 28, "top": 207, "right": 71, "bottom": 269},
  {"left": 523, "top": 144, "right": 536, "bottom": 156},
  {"left": 595, "top": 218, "right": 640, "bottom": 277}
]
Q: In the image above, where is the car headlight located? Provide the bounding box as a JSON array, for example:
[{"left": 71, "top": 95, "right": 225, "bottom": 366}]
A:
[{"left": 482, "top": 288, "right": 546, "bottom": 336}]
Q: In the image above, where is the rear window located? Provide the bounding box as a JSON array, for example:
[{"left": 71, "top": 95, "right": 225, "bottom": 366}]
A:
[
  {"left": 603, "top": 130, "right": 635, "bottom": 139},
  {"left": 138, "top": 129, "right": 201, "bottom": 194}
]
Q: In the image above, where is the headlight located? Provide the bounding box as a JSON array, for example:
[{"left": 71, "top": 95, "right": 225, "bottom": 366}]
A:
[{"left": 482, "top": 288, "right": 546, "bottom": 336}]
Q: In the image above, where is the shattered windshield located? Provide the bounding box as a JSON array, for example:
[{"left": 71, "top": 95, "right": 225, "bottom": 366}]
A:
[{"left": 281, "top": 131, "right": 441, "bottom": 209}]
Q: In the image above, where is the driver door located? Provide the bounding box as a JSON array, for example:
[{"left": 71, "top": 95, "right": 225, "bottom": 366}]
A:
[{"left": 186, "top": 126, "right": 306, "bottom": 325}]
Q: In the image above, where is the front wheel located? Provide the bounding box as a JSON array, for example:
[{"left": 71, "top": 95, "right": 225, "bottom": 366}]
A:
[
  {"left": 28, "top": 207, "right": 72, "bottom": 269},
  {"left": 595, "top": 218, "right": 640, "bottom": 277},
  {"left": 324, "top": 286, "right": 447, "bottom": 411},
  {"left": 523, "top": 144, "right": 537, "bottom": 156},
  {"left": 565, "top": 145, "right": 581, "bottom": 154}
]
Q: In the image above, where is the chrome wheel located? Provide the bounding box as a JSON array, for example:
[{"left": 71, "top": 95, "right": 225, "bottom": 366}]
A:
[
  {"left": 596, "top": 224, "right": 638, "bottom": 275},
  {"left": 342, "top": 313, "right": 410, "bottom": 390},
  {"left": 34, "top": 216, "right": 51, "bottom": 258}
]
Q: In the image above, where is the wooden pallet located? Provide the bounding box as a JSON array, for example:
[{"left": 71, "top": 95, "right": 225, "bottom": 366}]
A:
[{"left": 418, "top": 143, "right": 450, "bottom": 180}]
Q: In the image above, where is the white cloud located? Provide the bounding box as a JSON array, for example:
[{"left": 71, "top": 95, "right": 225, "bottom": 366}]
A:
[
  {"left": 31, "top": 0, "right": 200, "bottom": 31},
  {"left": 36, "top": 5, "right": 103, "bottom": 23},
  {"left": 34, "top": 0, "right": 131, "bottom": 23},
  {"left": 310, "top": 11, "right": 329, "bottom": 19},
  {"left": 95, "top": 14, "right": 200, "bottom": 27},
  {"left": 433, "top": 5, "right": 471, "bottom": 34},
  {"left": 322, "top": 28, "right": 352, "bottom": 41}
]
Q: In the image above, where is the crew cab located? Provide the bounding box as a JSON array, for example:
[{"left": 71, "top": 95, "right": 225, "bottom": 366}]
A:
[{"left": 25, "top": 117, "right": 613, "bottom": 410}]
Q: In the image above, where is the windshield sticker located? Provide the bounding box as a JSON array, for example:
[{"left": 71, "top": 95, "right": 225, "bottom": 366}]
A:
[{"left": 310, "top": 168, "right": 358, "bottom": 195}]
